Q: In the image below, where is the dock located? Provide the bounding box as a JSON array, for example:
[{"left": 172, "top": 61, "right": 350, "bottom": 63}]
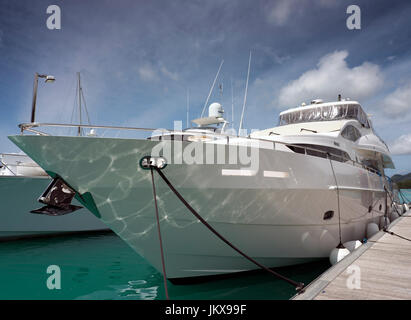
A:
[{"left": 293, "top": 210, "right": 411, "bottom": 300}]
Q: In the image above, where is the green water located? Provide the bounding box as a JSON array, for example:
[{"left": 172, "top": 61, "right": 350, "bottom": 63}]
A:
[
  {"left": 0, "top": 233, "right": 330, "bottom": 300},
  {"left": 399, "top": 189, "right": 411, "bottom": 204}
]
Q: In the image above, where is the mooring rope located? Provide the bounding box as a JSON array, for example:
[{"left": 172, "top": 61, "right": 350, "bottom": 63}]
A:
[
  {"left": 383, "top": 229, "right": 411, "bottom": 242},
  {"left": 383, "top": 189, "right": 390, "bottom": 230},
  {"left": 381, "top": 187, "right": 411, "bottom": 242},
  {"left": 0, "top": 159, "right": 17, "bottom": 176},
  {"left": 152, "top": 166, "right": 305, "bottom": 292},
  {"left": 385, "top": 186, "right": 403, "bottom": 217},
  {"left": 328, "top": 155, "right": 343, "bottom": 247},
  {"left": 150, "top": 167, "right": 169, "bottom": 300}
]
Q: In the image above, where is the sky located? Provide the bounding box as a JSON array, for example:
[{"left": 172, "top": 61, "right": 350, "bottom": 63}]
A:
[{"left": 0, "top": 0, "right": 410, "bottom": 175}]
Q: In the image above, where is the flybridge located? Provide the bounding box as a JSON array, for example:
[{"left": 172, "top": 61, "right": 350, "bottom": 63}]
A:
[{"left": 278, "top": 100, "right": 370, "bottom": 128}]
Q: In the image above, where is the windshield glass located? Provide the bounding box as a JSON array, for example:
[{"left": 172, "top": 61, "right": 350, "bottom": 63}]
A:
[{"left": 279, "top": 104, "right": 370, "bottom": 128}]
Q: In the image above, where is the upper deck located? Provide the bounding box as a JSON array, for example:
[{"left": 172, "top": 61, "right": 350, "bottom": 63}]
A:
[{"left": 278, "top": 101, "right": 370, "bottom": 128}]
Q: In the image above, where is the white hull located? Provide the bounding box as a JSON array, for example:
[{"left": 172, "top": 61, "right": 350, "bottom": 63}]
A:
[
  {"left": 0, "top": 176, "right": 108, "bottom": 240},
  {"left": 9, "top": 135, "right": 386, "bottom": 278}
]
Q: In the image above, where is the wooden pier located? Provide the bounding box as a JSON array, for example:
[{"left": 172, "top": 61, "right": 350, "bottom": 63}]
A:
[{"left": 293, "top": 210, "right": 411, "bottom": 300}]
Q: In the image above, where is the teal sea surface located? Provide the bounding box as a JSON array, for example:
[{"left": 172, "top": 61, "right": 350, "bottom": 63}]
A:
[
  {"left": 398, "top": 189, "right": 411, "bottom": 204},
  {"left": 2, "top": 189, "right": 408, "bottom": 300},
  {"left": 0, "top": 232, "right": 329, "bottom": 300}
]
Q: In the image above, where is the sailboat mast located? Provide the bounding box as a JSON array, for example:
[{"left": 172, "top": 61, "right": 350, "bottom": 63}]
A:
[
  {"left": 186, "top": 89, "right": 190, "bottom": 128},
  {"left": 77, "top": 72, "right": 82, "bottom": 136},
  {"left": 231, "top": 77, "right": 234, "bottom": 129}
]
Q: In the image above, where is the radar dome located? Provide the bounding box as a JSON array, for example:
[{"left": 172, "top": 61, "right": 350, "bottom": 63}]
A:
[{"left": 208, "top": 102, "right": 224, "bottom": 118}]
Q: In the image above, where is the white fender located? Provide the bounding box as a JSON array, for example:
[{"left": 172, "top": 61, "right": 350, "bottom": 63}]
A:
[
  {"left": 367, "top": 222, "right": 379, "bottom": 238},
  {"left": 329, "top": 247, "right": 350, "bottom": 265},
  {"left": 343, "top": 240, "right": 362, "bottom": 252}
]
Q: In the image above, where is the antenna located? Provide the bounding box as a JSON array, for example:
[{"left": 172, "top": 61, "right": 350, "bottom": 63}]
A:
[
  {"left": 186, "top": 89, "right": 190, "bottom": 128},
  {"left": 200, "top": 60, "right": 224, "bottom": 118},
  {"left": 238, "top": 51, "right": 251, "bottom": 135},
  {"left": 231, "top": 77, "right": 234, "bottom": 129}
]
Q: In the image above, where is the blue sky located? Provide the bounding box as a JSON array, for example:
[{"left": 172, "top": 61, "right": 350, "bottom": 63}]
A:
[{"left": 0, "top": 0, "right": 410, "bottom": 174}]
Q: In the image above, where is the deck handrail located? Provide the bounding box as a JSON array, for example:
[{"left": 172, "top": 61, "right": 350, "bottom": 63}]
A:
[{"left": 17, "top": 122, "right": 381, "bottom": 176}]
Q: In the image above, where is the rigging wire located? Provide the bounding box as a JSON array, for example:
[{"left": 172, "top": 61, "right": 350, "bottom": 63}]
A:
[
  {"left": 70, "top": 80, "right": 78, "bottom": 125},
  {"left": 80, "top": 87, "right": 92, "bottom": 125},
  {"left": 238, "top": 51, "right": 252, "bottom": 136},
  {"left": 200, "top": 60, "right": 224, "bottom": 118}
]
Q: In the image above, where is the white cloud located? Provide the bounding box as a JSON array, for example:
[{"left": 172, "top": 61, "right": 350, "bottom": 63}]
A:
[
  {"left": 138, "top": 63, "right": 179, "bottom": 82},
  {"left": 266, "top": 0, "right": 337, "bottom": 26},
  {"left": 389, "top": 134, "right": 411, "bottom": 155},
  {"left": 160, "top": 65, "right": 179, "bottom": 81},
  {"left": 266, "top": 0, "right": 295, "bottom": 26},
  {"left": 277, "top": 50, "right": 384, "bottom": 107},
  {"left": 381, "top": 82, "right": 411, "bottom": 117},
  {"left": 138, "top": 64, "right": 158, "bottom": 82}
]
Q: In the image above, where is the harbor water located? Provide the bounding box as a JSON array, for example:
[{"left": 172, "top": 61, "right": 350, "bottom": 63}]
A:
[
  {"left": 1, "top": 189, "right": 409, "bottom": 300},
  {"left": 398, "top": 189, "right": 411, "bottom": 204},
  {"left": 0, "top": 233, "right": 328, "bottom": 300}
]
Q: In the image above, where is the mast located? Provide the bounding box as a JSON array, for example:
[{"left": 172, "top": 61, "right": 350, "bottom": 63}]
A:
[
  {"left": 186, "top": 89, "right": 190, "bottom": 128},
  {"left": 231, "top": 77, "right": 234, "bottom": 129},
  {"left": 77, "top": 72, "right": 82, "bottom": 136},
  {"left": 238, "top": 51, "right": 252, "bottom": 135}
]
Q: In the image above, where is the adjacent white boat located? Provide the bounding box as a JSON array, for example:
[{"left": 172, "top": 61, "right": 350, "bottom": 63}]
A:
[
  {"left": 0, "top": 153, "right": 108, "bottom": 240},
  {"left": 9, "top": 99, "right": 394, "bottom": 280}
]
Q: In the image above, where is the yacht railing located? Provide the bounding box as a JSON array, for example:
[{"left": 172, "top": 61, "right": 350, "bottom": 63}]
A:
[
  {"left": 17, "top": 122, "right": 381, "bottom": 176},
  {"left": 0, "top": 160, "right": 41, "bottom": 176}
]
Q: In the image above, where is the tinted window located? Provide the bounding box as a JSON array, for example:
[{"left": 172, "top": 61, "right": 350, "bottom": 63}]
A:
[
  {"left": 279, "top": 104, "right": 370, "bottom": 128},
  {"left": 148, "top": 134, "right": 193, "bottom": 141},
  {"left": 287, "top": 144, "right": 351, "bottom": 162},
  {"left": 341, "top": 125, "right": 361, "bottom": 142}
]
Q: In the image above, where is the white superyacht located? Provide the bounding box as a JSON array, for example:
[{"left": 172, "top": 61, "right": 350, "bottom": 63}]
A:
[{"left": 9, "top": 98, "right": 394, "bottom": 280}]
